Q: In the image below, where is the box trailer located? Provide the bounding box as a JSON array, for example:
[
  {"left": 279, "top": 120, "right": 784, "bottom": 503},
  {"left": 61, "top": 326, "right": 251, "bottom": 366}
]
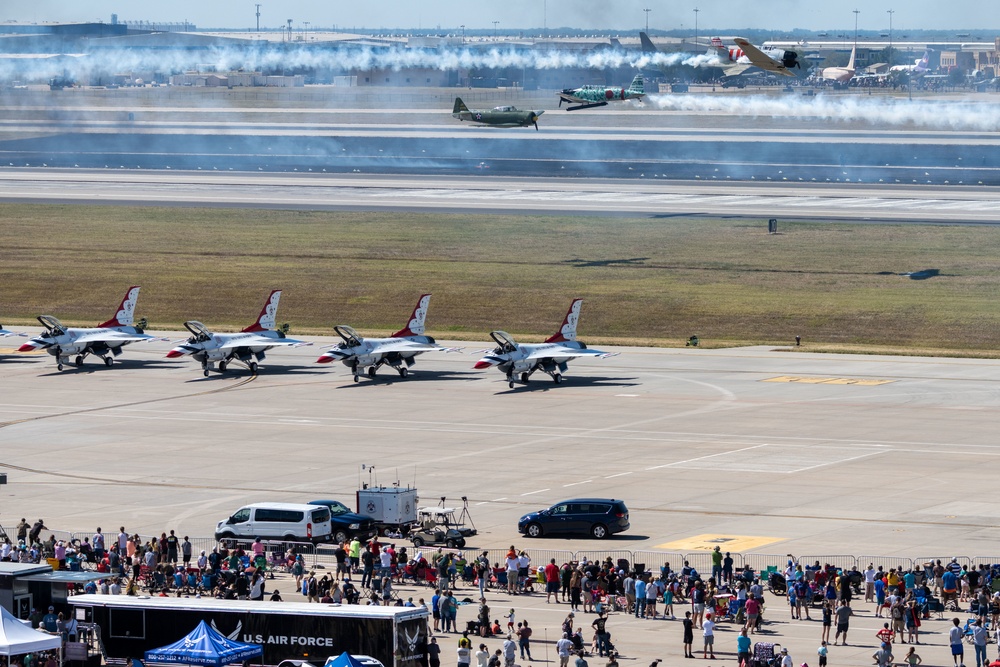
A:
[
  {"left": 356, "top": 486, "right": 418, "bottom": 535},
  {"left": 68, "top": 594, "right": 427, "bottom": 667}
]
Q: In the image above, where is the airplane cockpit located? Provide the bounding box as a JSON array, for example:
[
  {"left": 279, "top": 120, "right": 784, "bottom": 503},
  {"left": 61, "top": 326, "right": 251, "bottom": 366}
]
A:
[
  {"left": 334, "top": 325, "right": 363, "bottom": 348},
  {"left": 489, "top": 330, "right": 518, "bottom": 354},
  {"left": 493, "top": 105, "right": 519, "bottom": 112},
  {"left": 183, "top": 320, "right": 213, "bottom": 343},
  {"left": 37, "top": 315, "right": 66, "bottom": 337}
]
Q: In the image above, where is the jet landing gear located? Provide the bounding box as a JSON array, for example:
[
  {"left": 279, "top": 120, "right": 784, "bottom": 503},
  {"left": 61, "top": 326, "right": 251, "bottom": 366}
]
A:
[
  {"left": 397, "top": 366, "right": 409, "bottom": 378},
  {"left": 103, "top": 356, "right": 113, "bottom": 367},
  {"left": 367, "top": 366, "right": 377, "bottom": 379}
]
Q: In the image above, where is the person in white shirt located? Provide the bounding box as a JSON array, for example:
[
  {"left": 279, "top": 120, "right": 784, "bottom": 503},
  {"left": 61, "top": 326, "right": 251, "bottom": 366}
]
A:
[
  {"left": 476, "top": 645, "right": 490, "bottom": 667},
  {"left": 779, "top": 647, "right": 793, "bottom": 667},
  {"left": 556, "top": 635, "right": 574, "bottom": 667},
  {"left": 702, "top": 613, "right": 716, "bottom": 659},
  {"left": 865, "top": 564, "right": 877, "bottom": 602}
]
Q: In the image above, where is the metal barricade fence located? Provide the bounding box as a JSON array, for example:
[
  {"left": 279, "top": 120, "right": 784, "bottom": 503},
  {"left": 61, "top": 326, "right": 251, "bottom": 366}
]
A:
[
  {"left": 574, "top": 550, "right": 634, "bottom": 568},
  {"left": 631, "top": 551, "right": 687, "bottom": 577},
  {"left": 858, "top": 556, "right": 914, "bottom": 573},
  {"left": 970, "top": 556, "right": 1000, "bottom": 569},
  {"left": 742, "top": 553, "right": 788, "bottom": 575},
  {"left": 799, "top": 555, "right": 857, "bottom": 572},
  {"left": 914, "top": 556, "right": 973, "bottom": 571}
]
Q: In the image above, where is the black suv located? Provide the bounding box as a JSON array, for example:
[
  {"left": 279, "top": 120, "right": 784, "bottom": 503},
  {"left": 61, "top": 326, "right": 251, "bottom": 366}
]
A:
[
  {"left": 518, "top": 498, "right": 630, "bottom": 539},
  {"left": 308, "top": 499, "right": 378, "bottom": 544}
]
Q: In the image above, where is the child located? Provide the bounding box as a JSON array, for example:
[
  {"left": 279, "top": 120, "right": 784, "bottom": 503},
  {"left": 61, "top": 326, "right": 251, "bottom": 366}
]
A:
[
  {"left": 663, "top": 583, "right": 675, "bottom": 620},
  {"left": 682, "top": 611, "right": 694, "bottom": 658},
  {"left": 817, "top": 641, "right": 828, "bottom": 667},
  {"left": 506, "top": 608, "right": 515, "bottom": 633},
  {"left": 903, "top": 647, "right": 921, "bottom": 667}
]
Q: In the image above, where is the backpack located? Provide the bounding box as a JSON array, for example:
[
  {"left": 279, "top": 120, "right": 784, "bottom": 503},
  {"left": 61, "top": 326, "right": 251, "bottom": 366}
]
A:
[{"left": 892, "top": 606, "right": 902, "bottom": 620}]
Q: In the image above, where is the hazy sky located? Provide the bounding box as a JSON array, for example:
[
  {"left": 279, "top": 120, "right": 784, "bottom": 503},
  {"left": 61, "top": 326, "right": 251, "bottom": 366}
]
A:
[{"left": 5, "top": 1, "right": 998, "bottom": 33}]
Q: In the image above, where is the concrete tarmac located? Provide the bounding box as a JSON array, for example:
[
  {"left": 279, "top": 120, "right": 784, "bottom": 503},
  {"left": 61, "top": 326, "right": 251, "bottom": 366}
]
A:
[{"left": 2, "top": 333, "right": 993, "bottom": 667}]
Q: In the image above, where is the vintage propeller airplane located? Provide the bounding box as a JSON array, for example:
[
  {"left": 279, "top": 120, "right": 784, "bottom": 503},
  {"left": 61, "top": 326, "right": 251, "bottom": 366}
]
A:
[{"left": 452, "top": 98, "right": 544, "bottom": 130}]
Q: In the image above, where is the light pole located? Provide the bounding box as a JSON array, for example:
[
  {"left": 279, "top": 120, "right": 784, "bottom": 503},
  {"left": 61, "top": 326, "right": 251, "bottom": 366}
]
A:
[
  {"left": 693, "top": 8, "right": 699, "bottom": 47},
  {"left": 492, "top": 20, "right": 499, "bottom": 40},
  {"left": 643, "top": 8, "right": 651, "bottom": 33},
  {"left": 886, "top": 9, "right": 894, "bottom": 66},
  {"left": 853, "top": 9, "right": 860, "bottom": 47},
  {"left": 255, "top": 3, "right": 261, "bottom": 33},
  {"left": 460, "top": 24, "right": 465, "bottom": 44}
]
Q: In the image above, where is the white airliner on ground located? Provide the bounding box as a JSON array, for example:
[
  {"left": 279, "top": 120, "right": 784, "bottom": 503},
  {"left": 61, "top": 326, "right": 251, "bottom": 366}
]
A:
[
  {"left": 18, "top": 286, "right": 155, "bottom": 370},
  {"left": 473, "top": 299, "right": 617, "bottom": 389},
  {"left": 316, "top": 293, "right": 450, "bottom": 382},
  {"left": 166, "top": 290, "right": 308, "bottom": 376}
]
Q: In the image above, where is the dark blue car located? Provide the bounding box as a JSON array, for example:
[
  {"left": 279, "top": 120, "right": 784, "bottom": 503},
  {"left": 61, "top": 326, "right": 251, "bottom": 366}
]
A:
[
  {"left": 518, "top": 498, "right": 630, "bottom": 539},
  {"left": 308, "top": 499, "right": 378, "bottom": 544}
]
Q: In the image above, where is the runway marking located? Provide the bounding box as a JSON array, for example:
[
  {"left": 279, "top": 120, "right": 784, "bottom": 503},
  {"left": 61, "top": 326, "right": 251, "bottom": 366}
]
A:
[
  {"left": 615, "top": 394, "right": 640, "bottom": 397},
  {"left": 644, "top": 444, "right": 769, "bottom": 471},
  {"left": 520, "top": 489, "right": 550, "bottom": 496},
  {"left": 492, "top": 497, "right": 507, "bottom": 502},
  {"left": 763, "top": 376, "right": 896, "bottom": 386},
  {"left": 655, "top": 534, "right": 787, "bottom": 552},
  {"left": 604, "top": 472, "right": 633, "bottom": 479},
  {"left": 562, "top": 480, "right": 593, "bottom": 487}
]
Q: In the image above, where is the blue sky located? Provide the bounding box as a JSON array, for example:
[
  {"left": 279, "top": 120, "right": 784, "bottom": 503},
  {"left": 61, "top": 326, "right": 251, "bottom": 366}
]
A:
[{"left": 5, "top": 1, "right": 997, "bottom": 33}]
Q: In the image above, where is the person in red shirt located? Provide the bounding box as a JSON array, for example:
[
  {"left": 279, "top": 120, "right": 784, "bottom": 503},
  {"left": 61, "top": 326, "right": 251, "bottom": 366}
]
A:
[
  {"left": 545, "top": 559, "right": 561, "bottom": 603},
  {"left": 876, "top": 623, "right": 895, "bottom": 646}
]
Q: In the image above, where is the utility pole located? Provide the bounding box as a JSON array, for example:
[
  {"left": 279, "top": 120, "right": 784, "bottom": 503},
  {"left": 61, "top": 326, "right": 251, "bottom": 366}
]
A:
[
  {"left": 255, "top": 3, "right": 261, "bottom": 33},
  {"left": 853, "top": 8, "right": 860, "bottom": 47},
  {"left": 492, "top": 20, "right": 499, "bottom": 39},
  {"left": 886, "top": 9, "right": 894, "bottom": 66},
  {"left": 460, "top": 24, "right": 465, "bottom": 44},
  {"left": 643, "top": 8, "right": 651, "bottom": 33},
  {"left": 693, "top": 8, "right": 699, "bottom": 47}
]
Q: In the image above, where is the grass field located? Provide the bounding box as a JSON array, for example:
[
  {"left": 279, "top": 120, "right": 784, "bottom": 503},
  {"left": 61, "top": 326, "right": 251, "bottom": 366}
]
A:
[{"left": 3, "top": 203, "right": 1000, "bottom": 351}]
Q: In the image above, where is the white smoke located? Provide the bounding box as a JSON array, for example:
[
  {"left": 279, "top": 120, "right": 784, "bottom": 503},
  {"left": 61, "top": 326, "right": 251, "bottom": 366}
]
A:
[
  {"left": 0, "top": 44, "right": 732, "bottom": 82},
  {"left": 646, "top": 93, "right": 1000, "bottom": 132}
]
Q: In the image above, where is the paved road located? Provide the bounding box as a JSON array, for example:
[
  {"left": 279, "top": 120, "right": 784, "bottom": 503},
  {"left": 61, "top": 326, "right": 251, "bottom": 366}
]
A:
[{"left": 2, "top": 170, "right": 1000, "bottom": 223}]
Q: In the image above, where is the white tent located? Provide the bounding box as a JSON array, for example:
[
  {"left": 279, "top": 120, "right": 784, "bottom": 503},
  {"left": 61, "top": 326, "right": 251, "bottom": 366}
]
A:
[{"left": 0, "top": 607, "right": 61, "bottom": 655}]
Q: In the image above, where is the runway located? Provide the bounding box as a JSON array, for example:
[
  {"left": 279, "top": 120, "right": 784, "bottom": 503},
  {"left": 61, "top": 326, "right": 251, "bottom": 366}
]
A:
[
  {"left": 2, "top": 96, "right": 999, "bottom": 183},
  {"left": 3, "top": 330, "right": 1000, "bottom": 559},
  {"left": 2, "top": 169, "right": 1000, "bottom": 223}
]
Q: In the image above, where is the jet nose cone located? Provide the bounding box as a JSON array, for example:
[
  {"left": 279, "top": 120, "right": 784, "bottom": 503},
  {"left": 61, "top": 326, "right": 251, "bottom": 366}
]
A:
[
  {"left": 17, "top": 342, "right": 38, "bottom": 352},
  {"left": 473, "top": 359, "right": 495, "bottom": 370},
  {"left": 165, "top": 348, "right": 186, "bottom": 359},
  {"left": 316, "top": 354, "right": 336, "bottom": 364}
]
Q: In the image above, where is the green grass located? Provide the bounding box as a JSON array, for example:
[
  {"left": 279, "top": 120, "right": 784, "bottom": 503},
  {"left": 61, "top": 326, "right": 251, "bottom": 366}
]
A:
[{"left": 2, "top": 204, "right": 1000, "bottom": 350}]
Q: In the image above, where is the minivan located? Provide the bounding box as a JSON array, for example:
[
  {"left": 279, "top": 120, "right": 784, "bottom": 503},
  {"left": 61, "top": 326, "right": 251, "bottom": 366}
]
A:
[
  {"left": 518, "top": 498, "right": 629, "bottom": 539},
  {"left": 215, "top": 503, "right": 333, "bottom": 544}
]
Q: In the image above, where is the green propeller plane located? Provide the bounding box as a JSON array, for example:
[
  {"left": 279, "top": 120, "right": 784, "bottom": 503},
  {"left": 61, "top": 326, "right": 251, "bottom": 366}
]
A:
[
  {"left": 452, "top": 98, "right": 544, "bottom": 130},
  {"left": 557, "top": 74, "right": 645, "bottom": 111}
]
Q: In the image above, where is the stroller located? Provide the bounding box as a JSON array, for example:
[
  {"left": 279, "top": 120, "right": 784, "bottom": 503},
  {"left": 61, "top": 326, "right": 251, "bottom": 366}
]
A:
[
  {"left": 750, "top": 642, "right": 782, "bottom": 667},
  {"left": 767, "top": 572, "right": 787, "bottom": 596}
]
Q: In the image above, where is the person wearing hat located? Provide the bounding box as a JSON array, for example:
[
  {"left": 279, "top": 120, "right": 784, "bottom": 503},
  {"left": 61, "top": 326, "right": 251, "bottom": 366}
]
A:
[
  {"left": 779, "top": 647, "right": 793, "bottom": 667},
  {"left": 42, "top": 607, "right": 58, "bottom": 633},
  {"left": 702, "top": 612, "right": 716, "bottom": 659}
]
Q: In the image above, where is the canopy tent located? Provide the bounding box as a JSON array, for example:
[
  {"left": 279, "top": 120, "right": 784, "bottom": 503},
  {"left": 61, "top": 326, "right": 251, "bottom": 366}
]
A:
[
  {"left": 326, "top": 654, "right": 370, "bottom": 667},
  {"left": 0, "top": 606, "right": 62, "bottom": 656},
  {"left": 144, "top": 620, "right": 263, "bottom": 667}
]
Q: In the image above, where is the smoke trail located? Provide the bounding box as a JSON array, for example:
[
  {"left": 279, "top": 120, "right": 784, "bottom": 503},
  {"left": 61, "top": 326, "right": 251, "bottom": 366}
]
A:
[
  {"left": 0, "top": 44, "right": 731, "bottom": 82},
  {"left": 646, "top": 93, "right": 1000, "bottom": 132}
]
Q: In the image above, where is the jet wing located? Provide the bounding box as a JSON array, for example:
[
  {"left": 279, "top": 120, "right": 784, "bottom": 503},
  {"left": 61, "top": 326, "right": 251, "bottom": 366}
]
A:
[
  {"left": 721, "top": 62, "right": 754, "bottom": 77},
  {"left": 218, "top": 336, "right": 309, "bottom": 350},
  {"left": 732, "top": 38, "right": 795, "bottom": 77},
  {"left": 368, "top": 340, "right": 443, "bottom": 354},
  {"left": 73, "top": 331, "right": 156, "bottom": 345},
  {"left": 523, "top": 346, "right": 616, "bottom": 361}
]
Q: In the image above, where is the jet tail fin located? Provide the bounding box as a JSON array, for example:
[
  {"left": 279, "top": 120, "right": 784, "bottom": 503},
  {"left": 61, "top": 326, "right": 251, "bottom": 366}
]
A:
[
  {"left": 628, "top": 74, "right": 644, "bottom": 94},
  {"left": 392, "top": 293, "right": 432, "bottom": 337},
  {"left": 453, "top": 98, "right": 469, "bottom": 114},
  {"left": 242, "top": 289, "right": 281, "bottom": 332},
  {"left": 544, "top": 298, "right": 583, "bottom": 343},
  {"left": 98, "top": 285, "right": 141, "bottom": 328},
  {"left": 639, "top": 32, "right": 658, "bottom": 54},
  {"left": 846, "top": 46, "right": 857, "bottom": 71}
]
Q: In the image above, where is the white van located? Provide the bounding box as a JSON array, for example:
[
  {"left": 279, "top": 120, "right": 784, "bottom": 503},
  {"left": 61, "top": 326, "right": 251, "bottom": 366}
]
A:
[{"left": 215, "top": 503, "right": 333, "bottom": 544}]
